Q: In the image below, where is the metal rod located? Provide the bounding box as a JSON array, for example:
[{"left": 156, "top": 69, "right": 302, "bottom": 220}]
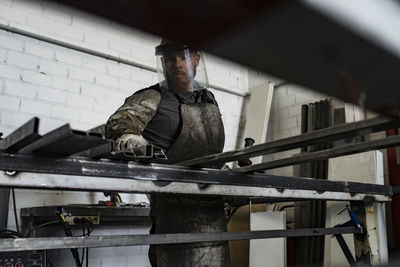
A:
[
  {"left": 239, "top": 133, "right": 400, "bottom": 172},
  {"left": 0, "top": 117, "right": 40, "bottom": 153},
  {"left": 178, "top": 117, "right": 400, "bottom": 167},
  {"left": 0, "top": 24, "right": 249, "bottom": 98},
  {"left": 0, "top": 227, "right": 360, "bottom": 252},
  {"left": 0, "top": 153, "right": 392, "bottom": 196},
  {"left": 334, "top": 234, "right": 357, "bottom": 266}
]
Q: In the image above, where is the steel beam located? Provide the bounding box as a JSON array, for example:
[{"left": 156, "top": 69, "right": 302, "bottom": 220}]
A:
[
  {"left": 20, "top": 124, "right": 109, "bottom": 156},
  {"left": 179, "top": 117, "right": 400, "bottom": 167},
  {"left": 0, "top": 153, "right": 392, "bottom": 196},
  {"left": 0, "top": 171, "right": 390, "bottom": 202},
  {"left": 0, "top": 117, "right": 40, "bottom": 153},
  {"left": 239, "top": 134, "right": 400, "bottom": 172},
  {"left": 0, "top": 226, "right": 360, "bottom": 252}
]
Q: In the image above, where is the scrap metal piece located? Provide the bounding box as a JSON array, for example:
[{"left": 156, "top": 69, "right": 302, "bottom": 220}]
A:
[
  {"left": 112, "top": 145, "right": 167, "bottom": 160},
  {"left": 74, "top": 142, "right": 113, "bottom": 158},
  {"left": 20, "top": 124, "right": 109, "bottom": 156},
  {"left": 0, "top": 117, "right": 40, "bottom": 153},
  {"left": 334, "top": 234, "right": 357, "bottom": 266}
]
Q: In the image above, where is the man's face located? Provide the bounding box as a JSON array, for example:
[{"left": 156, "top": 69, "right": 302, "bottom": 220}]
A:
[{"left": 162, "top": 49, "right": 200, "bottom": 92}]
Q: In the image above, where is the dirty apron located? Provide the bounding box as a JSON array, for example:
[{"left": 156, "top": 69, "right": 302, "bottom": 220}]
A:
[{"left": 150, "top": 101, "right": 229, "bottom": 267}]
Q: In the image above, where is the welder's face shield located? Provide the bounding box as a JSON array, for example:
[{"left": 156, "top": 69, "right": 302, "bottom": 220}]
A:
[{"left": 156, "top": 44, "right": 209, "bottom": 92}]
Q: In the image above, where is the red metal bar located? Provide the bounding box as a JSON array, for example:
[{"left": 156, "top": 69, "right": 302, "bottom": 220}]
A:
[{"left": 386, "top": 129, "right": 400, "bottom": 252}]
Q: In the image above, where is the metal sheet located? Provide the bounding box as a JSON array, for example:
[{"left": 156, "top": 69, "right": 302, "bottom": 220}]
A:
[
  {"left": 0, "top": 153, "right": 392, "bottom": 196},
  {"left": 0, "top": 172, "right": 390, "bottom": 202},
  {"left": 0, "top": 226, "right": 360, "bottom": 252}
]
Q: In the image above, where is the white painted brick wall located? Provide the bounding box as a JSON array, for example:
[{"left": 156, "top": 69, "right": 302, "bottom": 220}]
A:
[
  {"left": 21, "top": 70, "right": 52, "bottom": 86},
  {"left": 4, "top": 80, "right": 37, "bottom": 98},
  {"left": 0, "top": 0, "right": 249, "bottom": 265},
  {"left": 7, "top": 50, "right": 39, "bottom": 70},
  {"left": 0, "top": 33, "right": 24, "bottom": 51},
  {"left": 39, "top": 59, "right": 68, "bottom": 77},
  {"left": 0, "top": 64, "right": 21, "bottom": 80},
  {"left": 25, "top": 42, "right": 55, "bottom": 59},
  {"left": 0, "top": 94, "right": 20, "bottom": 111}
]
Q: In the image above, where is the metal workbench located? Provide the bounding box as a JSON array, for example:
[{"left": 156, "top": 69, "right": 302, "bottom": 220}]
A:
[{"left": 0, "top": 116, "right": 399, "bottom": 265}]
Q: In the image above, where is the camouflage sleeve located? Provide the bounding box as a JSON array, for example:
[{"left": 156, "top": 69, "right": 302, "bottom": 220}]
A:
[{"left": 106, "top": 89, "right": 161, "bottom": 140}]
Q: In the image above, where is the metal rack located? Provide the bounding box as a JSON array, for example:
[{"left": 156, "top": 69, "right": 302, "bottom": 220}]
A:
[{"left": 0, "top": 117, "right": 399, "bottom": 265}]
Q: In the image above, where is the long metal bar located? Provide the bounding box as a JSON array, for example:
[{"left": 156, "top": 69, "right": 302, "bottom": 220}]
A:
[
  {"left": 0, "top": 171, "right": 390, "bottom": 201},
  {"left": 0, "top": 226, "right": 360, "bottom": 252},
  {"left": 178, "top": 117, "right": 400, "bottom": 167},
  {"left": 0, "top": 153, "right": 392, "bottom": 196},
  {"left": 239, "top": 133, "right": 400, "bottom": 172},
  {"left": 40, "top": 130, "right": 109, "bottom": 156},
  {"left": 0, "top": 117, "right": 40, "bottom": 153},
  {"left": 335, "top": 234, "right": 357, "bottom": 266},
  {"left": 20, "top": 124, "right": 72, "bottom": 153}
]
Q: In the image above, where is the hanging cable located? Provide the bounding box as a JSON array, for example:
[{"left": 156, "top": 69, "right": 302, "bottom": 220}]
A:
[
  {"left": 86, "top": 227, "right": 89, "bottom": 267},
  {"left": 80, "top": 224, "right": 85, "bottom": 267},
  {"left": 25, "top": 220, "right": 59, "bottom": 237},
  {"left": 56, "top": 210, "right": 82, "bottom": 267},
  {"left": 0, "top": 223, "right": 24, "bottom": 238}
]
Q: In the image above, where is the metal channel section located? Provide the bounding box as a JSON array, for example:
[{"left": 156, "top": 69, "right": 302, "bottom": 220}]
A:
[
  {"left": 0, "top": 226, "right": 360, "bottom": 252},
  {"left": 179, "top": 117, "right": 400, "bottom": 167},
  {"left": 0, "top": 117, "right": 40, "bottom": 153},
  {"left": 19, "top": 123, "right": 109, "bottom": 156}
]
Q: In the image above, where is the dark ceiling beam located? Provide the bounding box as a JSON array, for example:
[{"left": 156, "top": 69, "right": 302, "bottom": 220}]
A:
[{"left": 48, "top": 0, "right": 400, "bottom": 116}]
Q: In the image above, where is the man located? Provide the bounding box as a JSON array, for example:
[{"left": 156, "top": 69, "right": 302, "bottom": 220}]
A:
[{"left": 106, "top": 39, "right": 230, "bottom": 267}]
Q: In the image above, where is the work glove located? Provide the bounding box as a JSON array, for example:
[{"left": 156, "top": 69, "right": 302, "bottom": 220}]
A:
[{"left": 114, "top": 134, "right": 148, "bottom": 151}]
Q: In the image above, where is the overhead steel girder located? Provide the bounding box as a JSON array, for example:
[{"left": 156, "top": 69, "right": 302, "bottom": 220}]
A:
[
  {"left": 49, "top": 0, "right": 400, "bottom": 116},
  {"left": 0, "top": 153, "right": 392, "bottom": 201},
  {"left": 0, "top": 226, "right": 360, "bottom": 252}
]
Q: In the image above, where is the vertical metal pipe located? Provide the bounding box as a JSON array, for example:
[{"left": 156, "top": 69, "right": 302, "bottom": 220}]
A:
[
  {"left": 301, "top": 105, "right": 309, "bottom": 152},
  {"left": 0, "top": 189, "right": 10, "bottom": 228}
]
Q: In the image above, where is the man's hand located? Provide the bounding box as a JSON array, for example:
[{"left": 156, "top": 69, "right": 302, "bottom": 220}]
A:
[{"left": 115, "top": 134, "right": 148, "bottom": 151}]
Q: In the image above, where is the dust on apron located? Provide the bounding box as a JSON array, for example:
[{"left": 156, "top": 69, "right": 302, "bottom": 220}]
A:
[{"left": 150, "top": 100, "right": 229, "bottom": 267}]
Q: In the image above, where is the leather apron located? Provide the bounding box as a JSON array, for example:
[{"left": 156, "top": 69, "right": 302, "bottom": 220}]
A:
[{"left": 150, "top": 101, "right": 229, "bottom": 267}]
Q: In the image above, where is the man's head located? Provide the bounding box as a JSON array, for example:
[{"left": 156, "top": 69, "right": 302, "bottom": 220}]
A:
[{"left": 156, "top": 39, "right": 201, "bottom": 93}]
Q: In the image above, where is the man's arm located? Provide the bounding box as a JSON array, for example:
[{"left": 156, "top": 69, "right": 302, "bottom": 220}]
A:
[{"left": 106, "top": 89, "right": 161, "bottom": 141}]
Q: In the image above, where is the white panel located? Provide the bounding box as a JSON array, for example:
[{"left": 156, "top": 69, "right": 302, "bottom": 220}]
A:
[
  {"left": 242, "top": 80, "right": 274, "bottom": 165},
  {"left": 250, "top": 211, "right": 286, "bottom": 267}
]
